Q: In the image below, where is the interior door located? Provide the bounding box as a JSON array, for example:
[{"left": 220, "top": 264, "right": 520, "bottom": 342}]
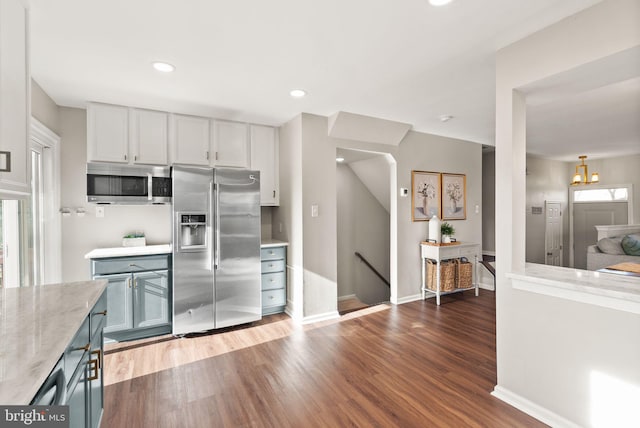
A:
[
  {"left": 573, "top": 202, "right": 628, "bottom": 269},
  {"left": 545, "top": 201, "right": 563, "bottom": 266}
]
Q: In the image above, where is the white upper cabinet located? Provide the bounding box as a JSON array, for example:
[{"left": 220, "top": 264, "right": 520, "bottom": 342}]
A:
[
  {"left": 87, "top": 103, "right": 129, "bottom": 163},
  {"left": 212, "top": 120, "right": 249, "bottom": 168},
  {"left": 170, "top": 114, "right": 210, "bottom": 166},
  {"left": 130, "top": 108, "right": 168, "bottom": 165},
  {"left": 0, "top": 0, "right": 30, "bottom": 198},
  {"left": 250, "top": 125, "right": 279, "bottom": 206}
]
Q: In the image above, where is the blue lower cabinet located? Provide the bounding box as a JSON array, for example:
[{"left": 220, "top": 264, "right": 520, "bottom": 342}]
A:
[
  {"left": 260, "top": 246, "right": 287, "bottom": 315},
  {"left": 92, "top": 254, "right": 172, "bottom": 341}
]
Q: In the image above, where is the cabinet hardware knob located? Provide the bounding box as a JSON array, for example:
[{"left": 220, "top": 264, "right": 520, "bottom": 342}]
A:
[
  {"left": 134, "top": 155, "right": 137, "bottom": 161},
  {"left": 270, "top": 279, "right": 275, "bottom": 282},
  {"left": 206, "top": 151, "right": 209, "bottom": 160},
  {"left": 124, "top": 154, "right": 127, "bottom": 161},
  {"left": 273, "top": 190, "right": 276, "bottom": 198}
]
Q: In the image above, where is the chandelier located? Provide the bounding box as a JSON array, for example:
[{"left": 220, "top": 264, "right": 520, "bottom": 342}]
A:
[{"left": 570, "top": 155, "right": 599, "bottom": 185}]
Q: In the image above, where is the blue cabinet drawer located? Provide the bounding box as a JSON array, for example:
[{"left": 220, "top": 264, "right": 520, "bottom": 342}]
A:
[
  {"left": 260, "top": 246, "right": 286, "bottom": 261},
  {"left": 261, "top": 259, "right": 285, "bottom": 274},
  {"left": 262, "top": 272, "right": 285, "bottom": 291},
  {"left": 92, "top": 254, "right": 170, "bottom": 275},
  {"left": 262, "top": 289, "right": 286, "bottom": 308},
  {"left": 64, "top": 316, "right": 90, "bottom": 388}
]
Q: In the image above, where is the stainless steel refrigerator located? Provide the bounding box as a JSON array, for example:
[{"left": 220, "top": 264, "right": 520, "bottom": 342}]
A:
[{"left": 172, "top": 166, "right": 261, "bottom": 335}]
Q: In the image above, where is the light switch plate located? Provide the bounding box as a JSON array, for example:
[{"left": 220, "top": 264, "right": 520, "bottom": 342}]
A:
[
  {"left": 311, "top": 204, "right": 319, "bottom": 217},
  {"left": 96, "top": 206, "right": 105, "bottom": 218}
]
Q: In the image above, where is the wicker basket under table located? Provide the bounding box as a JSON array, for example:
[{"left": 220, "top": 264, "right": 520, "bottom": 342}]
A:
[{"left": 426, "top": 259, "right": 456, "bottom": 291}]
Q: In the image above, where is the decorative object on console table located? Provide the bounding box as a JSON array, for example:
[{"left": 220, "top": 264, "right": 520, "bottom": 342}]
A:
[
  {"left": 412, "top": 170, "right": 441, "bottom": 221},
  {"left": 440, "top": 222, "right": 455, "bottom": 243},
  {"left": 441, "top": 173, "right": 466, "bottom": 220},
  {"left": 428, "top": 214, "right": 441, "bottom": 243}
]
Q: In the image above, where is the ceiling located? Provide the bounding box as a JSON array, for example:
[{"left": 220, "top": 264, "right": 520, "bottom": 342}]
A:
[{"left": 29, "top": 0, "right": 638, "bottom": 160}]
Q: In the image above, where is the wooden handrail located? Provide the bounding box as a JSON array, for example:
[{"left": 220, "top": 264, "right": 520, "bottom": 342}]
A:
[{"left": 354, "top": 252, "right": 390, "bottom": 288}]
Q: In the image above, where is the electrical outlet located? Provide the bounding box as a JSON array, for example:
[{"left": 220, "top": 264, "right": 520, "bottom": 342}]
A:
[{"left": 96, "top": 206, "right": 105, "bottom": 218}]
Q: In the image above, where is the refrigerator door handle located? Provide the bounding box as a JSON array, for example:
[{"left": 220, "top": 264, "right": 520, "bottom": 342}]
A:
[{"left": 215, "top": 182, "right": 221, "bottom": 269}]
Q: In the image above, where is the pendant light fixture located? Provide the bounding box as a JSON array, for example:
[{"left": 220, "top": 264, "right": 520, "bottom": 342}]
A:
[{"left": 570, "top": 155, "right": 600, "bottom": 185}]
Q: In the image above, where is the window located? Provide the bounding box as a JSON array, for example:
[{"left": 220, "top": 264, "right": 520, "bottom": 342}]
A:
[{"left": 573, "top": 188, "right": 628, "bottom": 202}]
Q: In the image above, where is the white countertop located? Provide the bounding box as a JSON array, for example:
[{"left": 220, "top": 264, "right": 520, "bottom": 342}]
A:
[
  {"left": 508, "top": 263, "right": 640, "bottom": 315},
  {"left": 261, "top": 239, "right": 289, "bottom": 248},
  {"left": 0, "top": 280, "right": 108, "bottom": 405},
  {"left": 84, "top": 244, "right": 172, "bottom": 259}
]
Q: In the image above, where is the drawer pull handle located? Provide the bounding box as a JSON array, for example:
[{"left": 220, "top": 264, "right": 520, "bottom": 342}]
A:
[
  {"left": 269, "top": 264, "right": 273, "bottom": 267},
  {"left": 91, "top": 349, "right": 102, "bottom": 369},
  {"left": 88, "top": 358, "right": 99, "bottom": 381},
  {"left": 74, "top": 343, "right": 90, "bottom": 352},
  {"left": 270, "top": 279, "right": 275, "bottom": 282},
  {"left": 93, "top": 310, "right": 107, "bottom": 317}
]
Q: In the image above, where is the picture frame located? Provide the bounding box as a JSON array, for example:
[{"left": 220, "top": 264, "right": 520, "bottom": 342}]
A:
[
  {"left": 411, "top": 170, "right": 441, "bottom": 221},
  {"left": 441, "top": 173, "right": 466, "bottom": 220}
]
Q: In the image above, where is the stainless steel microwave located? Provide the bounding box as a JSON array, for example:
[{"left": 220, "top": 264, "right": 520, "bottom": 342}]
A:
[{"left": 87, "top": 163, "right": 172, "bottom": 204}]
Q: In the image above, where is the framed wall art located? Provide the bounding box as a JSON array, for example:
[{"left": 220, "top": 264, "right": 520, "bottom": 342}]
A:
[
  {"left": 411, "top": 170, "right": 441, "bottom": 221},
  {"left": 441, "top": 173, "right": 466, "bottom": 220}
]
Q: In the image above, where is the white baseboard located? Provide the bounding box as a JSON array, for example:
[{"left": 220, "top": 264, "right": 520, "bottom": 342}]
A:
[
  {"left": 338, "top": 294, "right": 356, "bottom": 301},
  {"left": 491, "top": 385, "right": 581, "bottom": 428},
  {"left": 479, "top": 282, "right": 495, "bottom": 291},
  {"left": 394, "top": 293, "right": 422, "bottom": 305},
  {"left": 300, "top": 310, "right": 340, "bottom": 325}
]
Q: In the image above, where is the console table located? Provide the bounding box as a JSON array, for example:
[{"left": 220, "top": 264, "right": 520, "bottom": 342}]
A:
[{"left": 420, "top": 241, "right": 480, "bottom": 305}]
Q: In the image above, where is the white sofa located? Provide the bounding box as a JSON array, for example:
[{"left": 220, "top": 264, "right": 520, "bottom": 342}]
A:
[{"left": 586, "top": 224, "right": 640, "bottom": 271}]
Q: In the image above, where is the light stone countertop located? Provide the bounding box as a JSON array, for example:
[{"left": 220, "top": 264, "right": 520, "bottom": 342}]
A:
[
  {"left": 508, "top": 263, "right": 640, "bottom": 315},
  {"left": 0, "top": 280, "right": 107, "bottom": 405},
  {"left": 84, "top": 244, "right": 172, "bottom": 259},
  {"left": 261, "top": 239, "right": 289, "bottom": 248}
]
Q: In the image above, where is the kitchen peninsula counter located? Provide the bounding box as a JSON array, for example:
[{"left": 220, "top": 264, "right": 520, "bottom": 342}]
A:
[{"left": 0, "top": 280, "right": 107, "bottom": 404}]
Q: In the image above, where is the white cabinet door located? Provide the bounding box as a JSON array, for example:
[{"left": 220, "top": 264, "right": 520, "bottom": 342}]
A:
[
  {"left": 170, "top": 114, "right": 210, "bottom": 166},
  {"left": 87, "top": 103, "right": 129, "bottom": 163},
  {"left": 212, "top": 120, "right": 249, "bottom": 168},
  {"left": 0, "top": 0, "right": 29, "bottom": 197},
  {"left": 250, "top": 125, "right": 279, "bottom": 206},
  {"left": 130, "top": 109, "right": 168, "bottom": 165}
]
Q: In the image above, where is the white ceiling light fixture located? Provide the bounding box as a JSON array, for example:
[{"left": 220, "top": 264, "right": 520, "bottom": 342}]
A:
[
  {"left": 429, "top": 0, "right": 454, "bottom": 6},
  {"left": 290, "top": 89, "right": 307, "bottom": 98},
  {"left": 152, "top": 61, "right": 175, "bottom": 73},
  {"left": 439, "top": 115, "right": 454, "bottom": 122},
  {"left": 336, "top": 157, "right": 345, "bottom": 163}
]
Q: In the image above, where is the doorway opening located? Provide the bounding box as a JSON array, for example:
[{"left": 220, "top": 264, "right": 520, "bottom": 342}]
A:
[{"left": 336, "top": 148, "right": 394, "bottom": 314}]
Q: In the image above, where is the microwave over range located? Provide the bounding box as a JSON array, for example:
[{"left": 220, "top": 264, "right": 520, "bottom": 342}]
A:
[{"left": 87, "top": 162, "right": 172, "bottom": 204}]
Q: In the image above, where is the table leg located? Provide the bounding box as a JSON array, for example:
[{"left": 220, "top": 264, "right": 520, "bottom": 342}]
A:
[
  {"left": 421, "top": 256, "right": 426, "bottom": 300},
  {"left": 474, "top": 254, "right": 479, "bottom": 297},
  {"left": 436, "top": 260, "right": 441, "bottom": 306}
]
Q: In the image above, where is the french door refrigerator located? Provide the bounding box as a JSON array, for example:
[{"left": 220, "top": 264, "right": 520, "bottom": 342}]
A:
[{"left": 172, "top": 166, "right": 261, "bottom": 335}]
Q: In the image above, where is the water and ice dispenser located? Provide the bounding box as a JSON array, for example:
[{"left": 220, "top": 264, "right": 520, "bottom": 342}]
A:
[{"left": 178, "top": 214, "right": 207, "bottom": 250}]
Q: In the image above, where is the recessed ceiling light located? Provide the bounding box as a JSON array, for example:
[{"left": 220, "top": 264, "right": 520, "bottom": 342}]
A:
[
  {"left": 429, "top": 0, "right": 454, "bottom": 6},
  {"left": 336, "top": 157, "right": 345, "bottom": 163},
  {"left": 152, "top": 62, "right": 175, "bottom": 73},
  {"left": 290, "top": 89, "right": 307, "bottom": 98},
  {"left": 439, "top": 115, "right": 454, "bottom": 122}
]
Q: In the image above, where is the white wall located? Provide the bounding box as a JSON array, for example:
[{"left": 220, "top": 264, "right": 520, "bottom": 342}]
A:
[
  {"left": 337, "top": 162, "right": 390, "bottom": 304},
  {"left": 495, "top": 0, "right": 640, "bottom": 426},
  {"left": 31, "top": 79, "right": 59, "bottom": 135},
  {"left": 59, "top": 107, "right": 171, "bottom": 282}
]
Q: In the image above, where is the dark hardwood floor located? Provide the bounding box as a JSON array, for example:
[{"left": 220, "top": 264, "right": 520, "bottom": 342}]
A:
[{"left": 103, "top": 290, "right": 546, "bottom": 427}]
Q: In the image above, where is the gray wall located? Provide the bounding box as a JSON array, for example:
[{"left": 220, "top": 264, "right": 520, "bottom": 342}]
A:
[
  {"left": 31, "top": 79, "right": 59, "bottom": 134},
  {"left": 337, "top": 162, "right": 390, "bottom": 304},
  {"left": 525, "top": 155, "right": 570, "bottom": 265},
  {"left": 59, "top": 107, "right": 171, "bottom": 282},
  {"left": 276, "top": 113, "right": 482, "bottom": 319},
  {"left": 482, "top": 151, "right": 495, "bottom": 253}
]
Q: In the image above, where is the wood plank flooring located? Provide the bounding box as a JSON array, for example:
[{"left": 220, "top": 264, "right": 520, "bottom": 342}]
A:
[{"left": 102, "top": 291, "right": 546, "bottom": 427}]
